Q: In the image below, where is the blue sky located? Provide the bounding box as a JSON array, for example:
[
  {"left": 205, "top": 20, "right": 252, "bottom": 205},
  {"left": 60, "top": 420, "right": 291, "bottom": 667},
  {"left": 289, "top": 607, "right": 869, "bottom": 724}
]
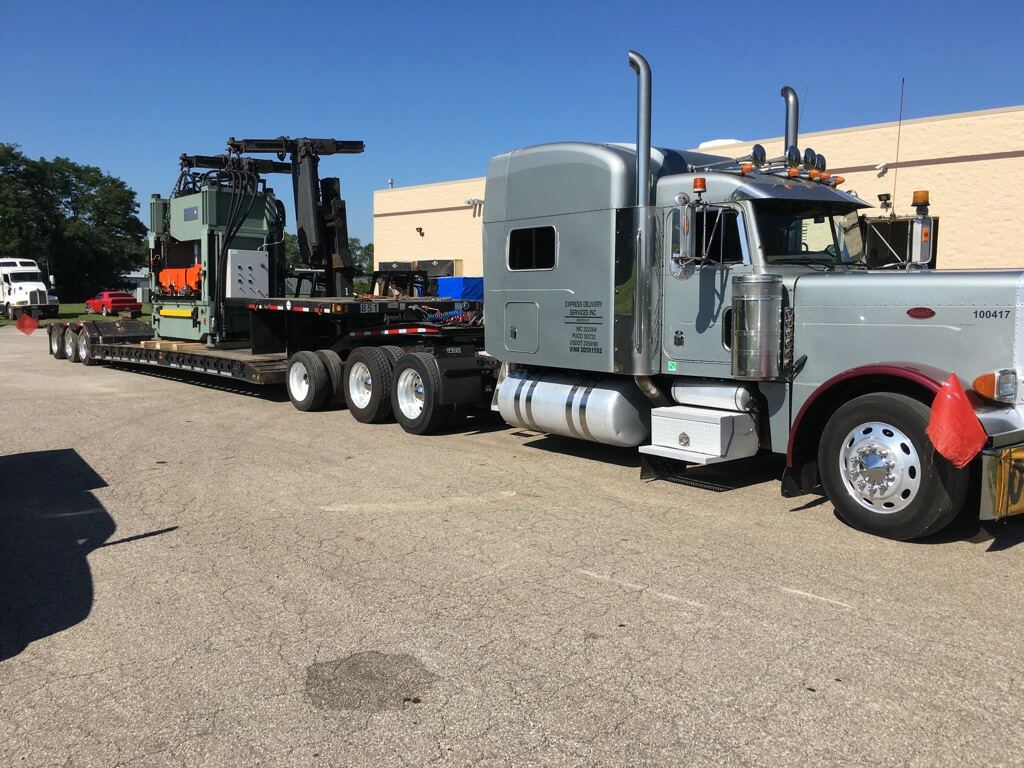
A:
[{"left": 3, "top": 0, "right": 1022, "bottom": 242}]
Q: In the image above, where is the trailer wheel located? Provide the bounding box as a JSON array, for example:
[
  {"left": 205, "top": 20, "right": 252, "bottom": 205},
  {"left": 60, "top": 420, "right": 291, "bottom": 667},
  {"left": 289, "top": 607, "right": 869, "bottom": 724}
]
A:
[
  {"left": 78, "top": 331, "right": 98, "bottom": 366},
  {"left": 315, "top": 349, "right": 345, "bottom": 407},
  {"left": 380, "top": 345, "right": 405, "bottom": 366},
  {"left": 343, "top": 347, "right": 395, "bottom": 423},
  {"left": 818, "top": 392, "right": 968, "bottom": 541},
  {"left": 51, "top": 326, "right": 67, "bottom": 359},
  {"left": 48, "top": 325, "right": 60, "bottom": 357},
  {"left": 392, "top": 352, "right": 453, "bottom": 435},
  {"left": 287, "top": 351, "right": 331, "bottom": 412},
  {"left": 64, "top": 329, "right": 82, "bottom": 362}
]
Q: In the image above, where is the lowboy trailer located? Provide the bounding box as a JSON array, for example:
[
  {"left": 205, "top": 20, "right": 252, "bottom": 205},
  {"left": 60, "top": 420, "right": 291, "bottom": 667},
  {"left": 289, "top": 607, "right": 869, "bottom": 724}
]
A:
[{"left": 48, "top": 50, "right": 1024, "bottom": 541}]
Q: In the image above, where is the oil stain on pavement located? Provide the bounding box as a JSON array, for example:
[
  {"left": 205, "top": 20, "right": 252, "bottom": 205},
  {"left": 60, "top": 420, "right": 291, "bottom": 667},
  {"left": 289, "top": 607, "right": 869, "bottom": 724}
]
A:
[{"left": 305, "top": 651, "right": 438, "bottom": 712}]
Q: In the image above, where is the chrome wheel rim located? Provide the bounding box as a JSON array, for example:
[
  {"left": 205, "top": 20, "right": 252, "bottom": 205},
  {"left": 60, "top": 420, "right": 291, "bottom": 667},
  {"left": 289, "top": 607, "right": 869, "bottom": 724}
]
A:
[
  {"left": 50, "top": 331, "right": 60, "bottom": 354},
  {"left": 396, "top": 368, "right": 424, "bottom": 419},
  {"left": 64, "top": 332, "right": 75, "bottom": 359},
  {"left": 288, "top": 361, "right": 310, "bottom": 401},
  {"left": 347, "top": 362, "right": 373, "bottom": 410},
  {"left": 839, "top": 420, "right": 921, "bottom": 514},
  {"left": 78, "top": 334, "right": 88, "bottom": 361}
]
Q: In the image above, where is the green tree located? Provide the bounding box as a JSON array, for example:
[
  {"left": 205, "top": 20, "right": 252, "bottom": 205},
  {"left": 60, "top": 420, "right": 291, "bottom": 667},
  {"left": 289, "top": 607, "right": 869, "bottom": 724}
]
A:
[
  {"left": 0, "top": 144, "right": 147, "bottom": 300},
  {"left": 283, "top": 232, "right": 374, "bottom": 283}
]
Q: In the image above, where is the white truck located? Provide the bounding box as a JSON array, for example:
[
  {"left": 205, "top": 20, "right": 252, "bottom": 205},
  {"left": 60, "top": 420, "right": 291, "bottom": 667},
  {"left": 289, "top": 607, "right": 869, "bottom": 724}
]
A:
[{"left": 0, "top": 258, "right": 58, "bottom": 319}]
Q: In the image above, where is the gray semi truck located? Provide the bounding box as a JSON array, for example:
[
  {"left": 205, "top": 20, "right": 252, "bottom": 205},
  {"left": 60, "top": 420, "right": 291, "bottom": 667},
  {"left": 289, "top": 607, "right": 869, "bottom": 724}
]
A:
[{"left": 49, "top": 51, "right": 1024, "bottom": 541}]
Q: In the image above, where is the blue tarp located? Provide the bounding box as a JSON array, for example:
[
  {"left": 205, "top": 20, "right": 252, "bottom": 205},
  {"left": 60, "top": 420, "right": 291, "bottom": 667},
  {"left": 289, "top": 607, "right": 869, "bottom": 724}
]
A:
[{"left": 435, "top": 276, "right": 484, "bottom": 301}]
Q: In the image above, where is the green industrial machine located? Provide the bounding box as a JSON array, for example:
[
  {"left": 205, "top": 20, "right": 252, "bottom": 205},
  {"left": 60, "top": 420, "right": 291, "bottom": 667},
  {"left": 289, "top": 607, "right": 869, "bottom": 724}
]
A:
[
  {"left": 148, "top": 160, "right": 285, "bottom": 344},
  {"left": 148, "top": 138, "right": 363, "bottom": 346}
]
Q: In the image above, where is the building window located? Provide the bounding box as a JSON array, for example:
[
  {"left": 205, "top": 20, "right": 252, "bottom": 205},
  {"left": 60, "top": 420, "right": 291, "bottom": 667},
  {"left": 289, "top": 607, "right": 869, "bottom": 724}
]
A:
[{"left": 508, "top": 226, "right": 556, "bottom": 271}]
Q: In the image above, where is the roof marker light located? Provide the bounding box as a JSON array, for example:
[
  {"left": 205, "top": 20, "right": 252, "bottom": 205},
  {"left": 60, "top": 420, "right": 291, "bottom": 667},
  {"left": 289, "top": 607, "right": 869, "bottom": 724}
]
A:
[
  {"left": 787, "top": 167, "right": 800, "bottom": 178},
  {"left": 833, "top": 175, "right": 845, "bottom": 186},
  {"left": 740, "top": 163, "right": 753, "bottom": 175},
  {"left": 693, "top": 177, "right": 707, "bottom": 193}
]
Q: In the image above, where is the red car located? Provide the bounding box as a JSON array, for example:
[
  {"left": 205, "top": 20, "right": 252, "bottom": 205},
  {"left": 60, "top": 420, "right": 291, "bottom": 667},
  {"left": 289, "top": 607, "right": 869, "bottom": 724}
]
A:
[{"left": 86, "top": 290, "right": 142, "bottom": 316}]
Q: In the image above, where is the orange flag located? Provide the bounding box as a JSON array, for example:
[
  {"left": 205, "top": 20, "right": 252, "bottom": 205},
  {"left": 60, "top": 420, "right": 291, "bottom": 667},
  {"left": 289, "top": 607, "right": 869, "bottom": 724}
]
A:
[
  {"left": 15, "top": 312, "right": 39, "bottom": 335},
  {"left": 926, "top": 373, "right": 987, "bottom": 468}
]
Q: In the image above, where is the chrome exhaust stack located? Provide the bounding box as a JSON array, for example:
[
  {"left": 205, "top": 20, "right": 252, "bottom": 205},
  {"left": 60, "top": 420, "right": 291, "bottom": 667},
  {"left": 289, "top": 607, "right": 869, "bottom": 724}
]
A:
[
  {"left": 628, "top": 50, "right": 652, "bottom": 208},
  {"left": 781, "top": 85, "right": 799, "bottom": 155},
  {"left": 626, "top": 50, "right": 658, "bottom": 375}
]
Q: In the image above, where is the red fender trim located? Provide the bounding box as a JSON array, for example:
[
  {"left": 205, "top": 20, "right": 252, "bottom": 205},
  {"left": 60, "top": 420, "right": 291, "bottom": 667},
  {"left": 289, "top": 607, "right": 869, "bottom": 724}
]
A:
[{"left": 786, "top": 363, "right": 953, "bottom": 466}]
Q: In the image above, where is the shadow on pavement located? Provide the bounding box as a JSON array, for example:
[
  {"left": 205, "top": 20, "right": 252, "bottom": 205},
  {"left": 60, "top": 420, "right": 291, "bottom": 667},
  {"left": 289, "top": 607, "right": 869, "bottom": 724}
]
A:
[
  {"left": 104, "top": 363, "right": 290, "bottom": 403},
  {"left": 0, "top": 449, "right": 116, "bottom": 661}
]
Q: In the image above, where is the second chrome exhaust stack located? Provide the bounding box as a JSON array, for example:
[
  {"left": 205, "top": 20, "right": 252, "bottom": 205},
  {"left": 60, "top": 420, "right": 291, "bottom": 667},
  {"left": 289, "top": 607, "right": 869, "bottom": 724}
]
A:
[{"left": 781, "top": 85, "right": 799, "bottom": 153}]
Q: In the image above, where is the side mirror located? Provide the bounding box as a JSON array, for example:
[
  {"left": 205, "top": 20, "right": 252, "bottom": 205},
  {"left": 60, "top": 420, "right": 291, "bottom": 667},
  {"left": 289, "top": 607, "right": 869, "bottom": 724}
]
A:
[
  {"left": 911, "top": 215, "right": 933, "bottom": 267},
  {"left": 49, "top": 275, "right": 56, "bottom": 287},
  {"left": 670, "top": 204, "right": 697, "bottom": 278}
]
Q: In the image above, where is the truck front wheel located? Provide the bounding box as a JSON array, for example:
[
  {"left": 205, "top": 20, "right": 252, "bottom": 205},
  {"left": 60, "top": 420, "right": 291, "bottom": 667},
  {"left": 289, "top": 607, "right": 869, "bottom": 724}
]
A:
[{"left": 818, "top": 392, "right": 968, "bottom": 540}]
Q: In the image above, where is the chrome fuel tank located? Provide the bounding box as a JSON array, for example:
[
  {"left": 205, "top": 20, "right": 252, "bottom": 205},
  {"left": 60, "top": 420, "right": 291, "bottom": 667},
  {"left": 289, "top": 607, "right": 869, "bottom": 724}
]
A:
[
  {"left": 732, "top": 273, "right": 784, "bottom": 380},
  {"left": 497, "top": 369, "right": 651, "bottom": 447}
]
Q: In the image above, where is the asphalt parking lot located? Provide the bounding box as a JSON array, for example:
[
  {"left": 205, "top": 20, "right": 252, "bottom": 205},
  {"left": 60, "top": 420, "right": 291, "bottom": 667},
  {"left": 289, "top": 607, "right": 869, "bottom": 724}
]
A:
[{"left": 2, "top": 326, "right": 1024, "bottom": 767}]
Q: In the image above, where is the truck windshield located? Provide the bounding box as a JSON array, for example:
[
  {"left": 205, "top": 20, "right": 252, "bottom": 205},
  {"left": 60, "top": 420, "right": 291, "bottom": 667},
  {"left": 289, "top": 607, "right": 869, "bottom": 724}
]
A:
[
  {"left": 10, "top": 271, "right": 42, "bottom": 283},
  {"left": 754, "top": 201, "right": 854, "bottom": 265}
]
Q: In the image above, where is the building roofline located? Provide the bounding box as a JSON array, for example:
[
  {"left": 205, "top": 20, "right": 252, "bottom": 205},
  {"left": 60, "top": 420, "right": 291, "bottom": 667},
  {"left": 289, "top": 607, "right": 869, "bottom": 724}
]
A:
[
  {"left": 375, "top": 176, "right": 486, "bottom": 194},
  {"left": 692, "top": 103, "right": 1024, "bottom": 151}
]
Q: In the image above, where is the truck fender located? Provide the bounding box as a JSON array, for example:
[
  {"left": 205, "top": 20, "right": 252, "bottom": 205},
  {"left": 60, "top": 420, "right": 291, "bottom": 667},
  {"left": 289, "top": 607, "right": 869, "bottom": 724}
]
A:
[{"left": 783, "top": 363, "right": 951, "bottom": 496}]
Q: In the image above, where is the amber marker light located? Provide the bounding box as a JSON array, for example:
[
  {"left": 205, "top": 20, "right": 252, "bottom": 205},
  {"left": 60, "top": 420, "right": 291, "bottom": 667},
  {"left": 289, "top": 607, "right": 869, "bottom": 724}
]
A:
[
  {"left": 808, "top": 169, "right": 821, "bottom": 180},
  {"left": 819, "top": 172, "right": 831, "bottom": 181},
  {"left": 973, "top": 369, "right": 1018, "bottom": 403},
  {"left": 740, "top": 163, "right": 753, "bottom": 175},
  {"left": 912, "top": 190, "right": 930, "bottom": 206},
  {"left": 693, "top": 177, "right": 707, "bottom": 193},
  {"left": 833, "top": 176, "right": 845, "bottom": 186},
  {"left": 786, "top": 167, "right": 800, "bottom": 178}
]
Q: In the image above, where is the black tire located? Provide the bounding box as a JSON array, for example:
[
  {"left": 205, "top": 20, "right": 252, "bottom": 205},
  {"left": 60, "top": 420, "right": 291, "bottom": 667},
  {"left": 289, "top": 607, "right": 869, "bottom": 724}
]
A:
[
  {"left": 380, "top": 345, "right": 405, "bottom": 366},
  {"left": 64, "top": 329, "right": 81, "bottom": 363},
  {"left": 818, "top": 392, "right": 969, "bottom": 541},
  {"left": 78, "top": 331, "right": 98, "bottom": 366},
  {"left": 391, "top": 352, "right": 453, "bottom": 435},
  {"left": 315, "top": 349, "right": 345, "bottom": 407},
  {"left": 286, "top": 351, "right": 331, "bottom": 412},
  {"left": 51, "top": 326, "right": 67, "bottom": 359},
  {"left": 343, "top": 347, "right": 395, "bottom": 423}
]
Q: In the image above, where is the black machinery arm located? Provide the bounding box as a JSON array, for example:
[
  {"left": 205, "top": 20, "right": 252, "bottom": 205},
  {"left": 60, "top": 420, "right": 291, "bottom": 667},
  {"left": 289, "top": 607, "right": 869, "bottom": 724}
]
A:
[
  {"left": 180, "top": 153, "right": 293, "bottom": 175},
  {"left": 224, "top": 136, "right": 365, "bottom": 297}
]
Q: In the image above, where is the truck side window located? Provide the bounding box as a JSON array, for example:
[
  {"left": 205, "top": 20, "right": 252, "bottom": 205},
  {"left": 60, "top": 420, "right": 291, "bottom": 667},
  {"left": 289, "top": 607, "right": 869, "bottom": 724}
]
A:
[
  {"left": 695, "top": 207, "right": 743, "bottom": 264},
  {"left": 508, "top": 226, "right": 556, "bottom": 270}
]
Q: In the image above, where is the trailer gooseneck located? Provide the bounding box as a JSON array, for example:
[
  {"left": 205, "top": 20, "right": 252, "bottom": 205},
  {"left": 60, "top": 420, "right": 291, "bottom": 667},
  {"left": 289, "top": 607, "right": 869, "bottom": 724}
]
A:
[{"left": 49, "top": 51, "right": 1024, "bottom": 542}]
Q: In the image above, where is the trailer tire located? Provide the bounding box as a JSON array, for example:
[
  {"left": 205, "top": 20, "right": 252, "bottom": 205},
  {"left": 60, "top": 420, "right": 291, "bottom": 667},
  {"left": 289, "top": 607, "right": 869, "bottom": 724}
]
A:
[
  {"left": 287, "top": 351, "right": 331, "bottom": 412},
  {"left": 315, "top": 349, "right": 345, "bottom": 407},
  {"left": 818, "top": 392, "right": 968, "bottom": 541},
  {"left": 51, "top": 326, "right": 67, "bottom": 359},
  {"left": 64, "top": 329, "right": 81, "bottom": 363},
  {"left": 78, "top": 331, "right": 98, "bottom": 366},
  {"left": 343, "top": 347, "right": 395, "bottom": 423},
  {"left": 380, "top": 345, "right": 405, "bottom": 366},
  {"left": 392, "top": 352, "right": 453, "bottom": 435}
]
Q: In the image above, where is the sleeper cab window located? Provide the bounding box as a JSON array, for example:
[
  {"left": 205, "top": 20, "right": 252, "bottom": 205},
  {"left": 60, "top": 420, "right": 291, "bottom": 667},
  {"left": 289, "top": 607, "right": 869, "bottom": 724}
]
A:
[{"left": 507, "top": 226, "right": 556, "bottom": 271}]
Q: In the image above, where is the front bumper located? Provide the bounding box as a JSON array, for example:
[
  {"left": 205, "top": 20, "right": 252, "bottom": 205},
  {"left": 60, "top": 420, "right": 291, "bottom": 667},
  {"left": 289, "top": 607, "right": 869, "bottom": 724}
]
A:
[{"left": 980, "top": 446, "right": 1024, "bottom": 521}]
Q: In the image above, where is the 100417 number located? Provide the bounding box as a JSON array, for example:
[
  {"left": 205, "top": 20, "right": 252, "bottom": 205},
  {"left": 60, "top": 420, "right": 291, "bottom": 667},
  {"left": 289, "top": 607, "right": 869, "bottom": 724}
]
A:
[{"left": 974, "top": 309, "right": 1012, "bottom": 319}]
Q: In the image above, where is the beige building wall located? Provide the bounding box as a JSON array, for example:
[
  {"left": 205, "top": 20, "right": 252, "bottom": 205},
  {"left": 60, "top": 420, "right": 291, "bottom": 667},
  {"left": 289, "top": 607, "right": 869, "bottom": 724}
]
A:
[
  {"left": 373, "top": 105, "right": 1024, "bottom": 271},
  {"left": 373, "top": 177, "right": 486, "bottom": 275},
  {"left": 698, "top": 105, "right": 1024, "bottom": 270}
]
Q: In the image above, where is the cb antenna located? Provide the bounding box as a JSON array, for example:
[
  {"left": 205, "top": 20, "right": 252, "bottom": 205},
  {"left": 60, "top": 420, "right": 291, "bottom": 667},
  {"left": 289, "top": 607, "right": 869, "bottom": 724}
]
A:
[{"left": 892, "top": 77, "right": 905, "bottom": 213}]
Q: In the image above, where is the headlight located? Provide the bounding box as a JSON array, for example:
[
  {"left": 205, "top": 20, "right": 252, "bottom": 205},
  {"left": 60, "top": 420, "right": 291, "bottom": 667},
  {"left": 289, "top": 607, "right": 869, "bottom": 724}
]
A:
[
  {"left": 47, "top": 295, "right": 58, "bottom": 303},
  {"left": 973, "top": 369, "right": 1018, "bottom": 403}
]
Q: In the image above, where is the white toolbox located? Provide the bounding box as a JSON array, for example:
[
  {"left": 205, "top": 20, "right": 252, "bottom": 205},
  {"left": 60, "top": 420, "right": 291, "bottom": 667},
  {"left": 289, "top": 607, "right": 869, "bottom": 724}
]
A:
[{"left": 639, "top": 405, "right": 759, "bottom": 465}]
